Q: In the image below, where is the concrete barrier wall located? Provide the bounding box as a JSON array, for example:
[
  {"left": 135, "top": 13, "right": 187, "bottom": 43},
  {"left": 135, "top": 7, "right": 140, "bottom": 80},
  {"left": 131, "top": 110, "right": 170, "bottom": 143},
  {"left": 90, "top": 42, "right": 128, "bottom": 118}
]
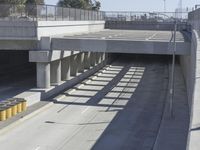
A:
[
  {"left": 37, "top": 21, "right": 105, "bottom": 39},
  {"left": 180, "top": 29, "right": 200, "bottom": 150},
  {"left": 179, "top": 8, "right": 200, "bottom": 150},
  {"left": 179, "top": 30, "right": 197, "bottom": 109},
  {"left": 105, "top": 21, "right": 189, "bottom": 31},
  {"left": 0, "top": 21, "right": 105, "bottom": 39},
  {"left": 0, "top": 21, "right": 37, "bottom": 38}
]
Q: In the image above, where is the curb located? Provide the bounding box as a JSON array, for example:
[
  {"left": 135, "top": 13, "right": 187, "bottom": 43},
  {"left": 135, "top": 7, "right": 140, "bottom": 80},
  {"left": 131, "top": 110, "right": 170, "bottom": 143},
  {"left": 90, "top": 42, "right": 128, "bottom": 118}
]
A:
[{"left": 0, "top": 102, "right": 54, "bottom": 135}]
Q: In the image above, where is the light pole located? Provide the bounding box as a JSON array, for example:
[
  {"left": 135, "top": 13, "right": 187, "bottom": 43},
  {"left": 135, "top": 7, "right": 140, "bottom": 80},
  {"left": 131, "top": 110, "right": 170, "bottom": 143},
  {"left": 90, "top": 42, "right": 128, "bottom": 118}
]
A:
[
  {"left": 169, "top": 19, "right": 177, "bottom": 118},
  {"left": 150, "top": 12, "right": 177, "bottom": 118}
]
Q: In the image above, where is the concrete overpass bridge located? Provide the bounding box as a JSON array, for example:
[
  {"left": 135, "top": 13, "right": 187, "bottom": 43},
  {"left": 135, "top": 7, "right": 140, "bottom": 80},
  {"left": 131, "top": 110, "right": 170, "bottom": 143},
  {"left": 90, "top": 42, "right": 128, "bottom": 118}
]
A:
[{"left": 0, "top": 4, "right": 199, "bottom": 150}]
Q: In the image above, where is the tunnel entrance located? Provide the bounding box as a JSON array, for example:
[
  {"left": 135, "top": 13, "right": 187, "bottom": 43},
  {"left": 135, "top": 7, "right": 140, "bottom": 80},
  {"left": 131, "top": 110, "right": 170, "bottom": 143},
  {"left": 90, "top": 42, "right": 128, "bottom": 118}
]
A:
[
  {"left": 0, "top": 50, "right": 36, "bottom": 101},
  {"left": 109, "top": 53, "right": 172, "bottom": 64}
]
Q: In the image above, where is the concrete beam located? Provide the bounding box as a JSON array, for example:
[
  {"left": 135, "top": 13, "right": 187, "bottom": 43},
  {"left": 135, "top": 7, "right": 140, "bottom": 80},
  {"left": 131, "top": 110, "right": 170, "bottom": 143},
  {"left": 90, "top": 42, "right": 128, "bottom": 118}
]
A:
[
  {"left": 29, "top": 50, "right": 79, "bottom": 63},
  {"left": 52, "top": 38, "right": 191, "bottom": 55},
  {"left": 0, "top": 39, "right": 37, "bottom": 50},
  {"left": 40, "top": 37, "right": 51, "bottom": 51}
]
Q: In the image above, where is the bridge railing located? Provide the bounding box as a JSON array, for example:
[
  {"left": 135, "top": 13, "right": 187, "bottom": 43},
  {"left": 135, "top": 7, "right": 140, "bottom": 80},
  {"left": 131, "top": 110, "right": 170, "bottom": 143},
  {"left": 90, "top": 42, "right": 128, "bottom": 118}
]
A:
[
  {"left": 104, "top": 11, "right": 189, "bottom": 22},
  {"left": 0, "top": 4, "right": 105, "bottom": 21}
]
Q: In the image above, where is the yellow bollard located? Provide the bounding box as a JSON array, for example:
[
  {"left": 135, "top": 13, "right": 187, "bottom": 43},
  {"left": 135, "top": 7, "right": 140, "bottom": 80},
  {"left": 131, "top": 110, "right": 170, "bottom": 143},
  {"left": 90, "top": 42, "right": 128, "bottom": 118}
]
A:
[
  {"left": 5, "top": 106, "right": 12, "bottom": 119},
  {"left": 17, "top": 99, "right": 27, "bottom": 112},
  {"left": 16, "top": 102, "right": 22, "bottom": 113},
  {"left": 8, "top": 103, "right": 17, "bottom": 116},
  {"left": 0, "top": 108, "right": 6, "bottom": 121},
  {"left": 21, "top": 100, "right": 27, "bottom": 111}
]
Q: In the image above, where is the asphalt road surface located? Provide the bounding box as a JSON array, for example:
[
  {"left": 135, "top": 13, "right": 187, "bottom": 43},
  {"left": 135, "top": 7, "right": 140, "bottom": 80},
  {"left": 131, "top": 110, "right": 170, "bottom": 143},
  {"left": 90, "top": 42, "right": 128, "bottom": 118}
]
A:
[
  {"left": 60, "top": 30, "right": 185, "bottom": 42},
  {"left": 0, "top": 55, "right": 188, "bottom": 150}
]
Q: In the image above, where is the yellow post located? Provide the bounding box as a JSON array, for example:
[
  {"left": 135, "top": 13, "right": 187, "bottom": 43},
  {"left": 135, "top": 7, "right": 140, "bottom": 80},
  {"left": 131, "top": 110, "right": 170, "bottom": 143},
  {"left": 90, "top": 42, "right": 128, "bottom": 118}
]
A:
[
  {"left": 16, "top": 102, "right": 22, "bottom": 113},
  {"left": 21, "top": 101, "right": 27, "bottom": 111},
  {"left": 0, "top": 108, "right": 6, "bottom": 121},
  {"left": 5, "top": 106, "right": 12, "bottom": 119},
  {"left": 8, "top": 103, "right": 17, "bottom": 116},
  {"left": 17, "top": 99, "right": 27, "bottom": 112}
]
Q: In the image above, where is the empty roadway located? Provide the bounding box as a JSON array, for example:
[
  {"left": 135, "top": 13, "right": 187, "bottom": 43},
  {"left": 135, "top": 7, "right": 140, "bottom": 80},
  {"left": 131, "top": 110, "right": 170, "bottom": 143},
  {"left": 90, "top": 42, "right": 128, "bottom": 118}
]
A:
[
  {"left": 58, "top": 30, "right": 185, "bottom": 42},
  {"left": 0, "top": 55, "right": 189, "bottom": 150}
]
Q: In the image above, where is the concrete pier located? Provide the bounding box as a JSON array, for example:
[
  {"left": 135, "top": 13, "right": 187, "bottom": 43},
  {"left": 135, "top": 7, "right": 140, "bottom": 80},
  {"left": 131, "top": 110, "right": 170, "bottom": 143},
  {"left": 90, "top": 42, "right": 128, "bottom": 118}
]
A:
[
  {"left": 50, "top": 60, "right": 61, "bottom": 85},
  {"left": 77, "top": 52, "right": 85, "bottom": 73},
  {"left": 70, "top": 54, "right": 78, "bottom": 76},
  {"left": 61, "top": 57, "right": 70, "bottom": 81},
  {"left": 84, "top": 52, "right": 91, "bottom": 69},
  {"left": 36, "top": 62, "right": 50, "bottom": 88},
  {"left": 91, "top": 52, "right": 96, "bottom": 66}
]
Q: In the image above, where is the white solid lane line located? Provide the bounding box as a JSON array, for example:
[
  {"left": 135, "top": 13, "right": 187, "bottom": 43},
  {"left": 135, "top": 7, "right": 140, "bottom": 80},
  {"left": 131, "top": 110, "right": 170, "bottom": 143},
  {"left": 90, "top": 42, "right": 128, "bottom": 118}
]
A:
[{"left": 146, "top": 33, "right": 158, "bottom": 40}]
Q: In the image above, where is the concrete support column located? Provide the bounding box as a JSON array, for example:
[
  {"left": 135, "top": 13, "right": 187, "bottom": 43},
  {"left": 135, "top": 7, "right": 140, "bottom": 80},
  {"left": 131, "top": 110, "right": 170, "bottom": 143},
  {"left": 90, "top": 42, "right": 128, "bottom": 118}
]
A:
[
  {"left": 97, "top": 53, "right": 102, "bottom": 64},
  {"left": 102, "top": 52, "right": 106, "bottom": 64},
  {"left": 95, "top": 52, "right": 99, "bottom": 65},
  {"left": 91, "top": 52, "right": 96, "bottom": 66},
  {"left": 77, "top": 52, "right": 85, "bottom": 72},
  {"left": 105, "top": 53, "right": 109, "bottom": 64},
  {"left": 61, "top": 57, "right": 70, "bottom": 81},
  {"left": 36, "top": 62, "right": 50, "bottom": 89},
  {"left": 50, "top": 60, "right": 61, "bottom": 85},
  {"left": 84, "top": 52, "right": 91, "bottom": 69},
  {"left": 70, "top": 54, "right": 78, "bottom": 76}
]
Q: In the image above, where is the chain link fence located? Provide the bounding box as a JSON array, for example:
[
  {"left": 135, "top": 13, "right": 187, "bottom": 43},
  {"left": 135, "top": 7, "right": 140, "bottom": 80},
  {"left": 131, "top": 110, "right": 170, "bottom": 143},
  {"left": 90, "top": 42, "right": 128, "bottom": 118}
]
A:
[
  {"left": 0, "top": 4, "right": 105, "bottom": 21},
  {"left": 104, "top": 11, "right": 189, "bottom": 22}
]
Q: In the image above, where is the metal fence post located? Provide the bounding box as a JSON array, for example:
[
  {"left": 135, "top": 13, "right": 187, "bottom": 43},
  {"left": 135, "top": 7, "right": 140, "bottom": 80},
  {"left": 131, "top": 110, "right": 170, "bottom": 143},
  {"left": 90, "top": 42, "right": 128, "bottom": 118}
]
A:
[
  {"left": 69, "top": 8, "right": 70, "bottom": 21},
  {"left": 169, "top": 20, "right": 177, "bottom": 118},
  {"left": 62, "top": 7, "right": 64, "bottom": 20},
  {"left": 55, "top": 6, "right": 56, "bottom": 21},
  {"left": 45, "top": 5, "right": 47, "bottom": 21},
  {"left": 75, "top": 8, "right": 76, "bottom": 20}
]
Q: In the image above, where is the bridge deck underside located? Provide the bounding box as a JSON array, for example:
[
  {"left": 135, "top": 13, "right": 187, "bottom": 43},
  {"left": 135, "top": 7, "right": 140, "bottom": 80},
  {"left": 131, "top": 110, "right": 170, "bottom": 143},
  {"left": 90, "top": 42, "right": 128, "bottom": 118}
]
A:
[{"left": 52, "top": 29, "right": 190, "bottom": 55}]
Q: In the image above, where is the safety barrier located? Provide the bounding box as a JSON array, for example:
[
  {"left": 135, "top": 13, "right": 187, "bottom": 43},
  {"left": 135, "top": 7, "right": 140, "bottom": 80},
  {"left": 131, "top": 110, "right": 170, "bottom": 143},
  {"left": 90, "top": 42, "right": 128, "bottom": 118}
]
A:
[{"left": 0, "top": 98, "right": 27, "bottom": 121}]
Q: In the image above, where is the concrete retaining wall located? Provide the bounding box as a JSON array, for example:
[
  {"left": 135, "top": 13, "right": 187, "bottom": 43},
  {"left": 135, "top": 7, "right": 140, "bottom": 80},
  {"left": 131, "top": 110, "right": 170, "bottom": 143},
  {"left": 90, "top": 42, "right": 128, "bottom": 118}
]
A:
[
  {"left": 37, "top": 21, "right": 105, "bottom": 39},
  {"left": 0, "top": 20, "right": 105, "bottom": 39},
  {"left": 179, "top": 8, "right": 200, "bottom": 150},
  {"left": 0, "top": 21, "right": 37, "bottom": 38},
  {"left": 105, "top": 21, "right": 189, "bottom": 31},
  {"left": 179, "top": 30, "right": 200, "bottom": 150}
]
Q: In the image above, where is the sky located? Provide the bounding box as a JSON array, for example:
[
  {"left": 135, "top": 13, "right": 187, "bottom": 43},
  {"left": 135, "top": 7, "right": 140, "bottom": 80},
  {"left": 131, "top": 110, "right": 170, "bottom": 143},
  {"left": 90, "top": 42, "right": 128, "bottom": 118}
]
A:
[{"left": 45, "top": 0, "right": 199, "bottom": 12}]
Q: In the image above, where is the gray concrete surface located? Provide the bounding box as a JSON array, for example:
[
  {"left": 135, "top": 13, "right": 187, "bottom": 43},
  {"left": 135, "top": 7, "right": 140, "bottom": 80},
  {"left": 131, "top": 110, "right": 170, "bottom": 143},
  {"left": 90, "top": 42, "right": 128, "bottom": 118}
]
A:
[
  {"left": 153, "top": 63, "right": 189, "bottom": 150},
  {"left": 0, "top": 55, "right": 189, "bottom": 150},
  {"left": 180, "top": 30, "right": 200, "bottom": 150},
  {"left": 0, "top": 21, "right": 105, "bottom": 50},
  {"left": 52, "top": 30, "right": 190, "bottom": 55},
  {"left": 179, "top": 9, "right": 200, "bottom": 150},
  {"left": 105, "top": 21, "right": 189, "bottom": 31}
]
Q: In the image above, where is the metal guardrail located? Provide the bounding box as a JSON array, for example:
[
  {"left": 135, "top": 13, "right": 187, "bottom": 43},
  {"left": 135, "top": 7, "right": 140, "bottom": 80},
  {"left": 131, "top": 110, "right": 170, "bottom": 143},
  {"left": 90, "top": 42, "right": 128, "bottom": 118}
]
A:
[
  {"left": 0, "top": 4, "right": 105, "bottom": 21},
  {"left": 104, "top": 11, "right": 189, "bottom": 22}
]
